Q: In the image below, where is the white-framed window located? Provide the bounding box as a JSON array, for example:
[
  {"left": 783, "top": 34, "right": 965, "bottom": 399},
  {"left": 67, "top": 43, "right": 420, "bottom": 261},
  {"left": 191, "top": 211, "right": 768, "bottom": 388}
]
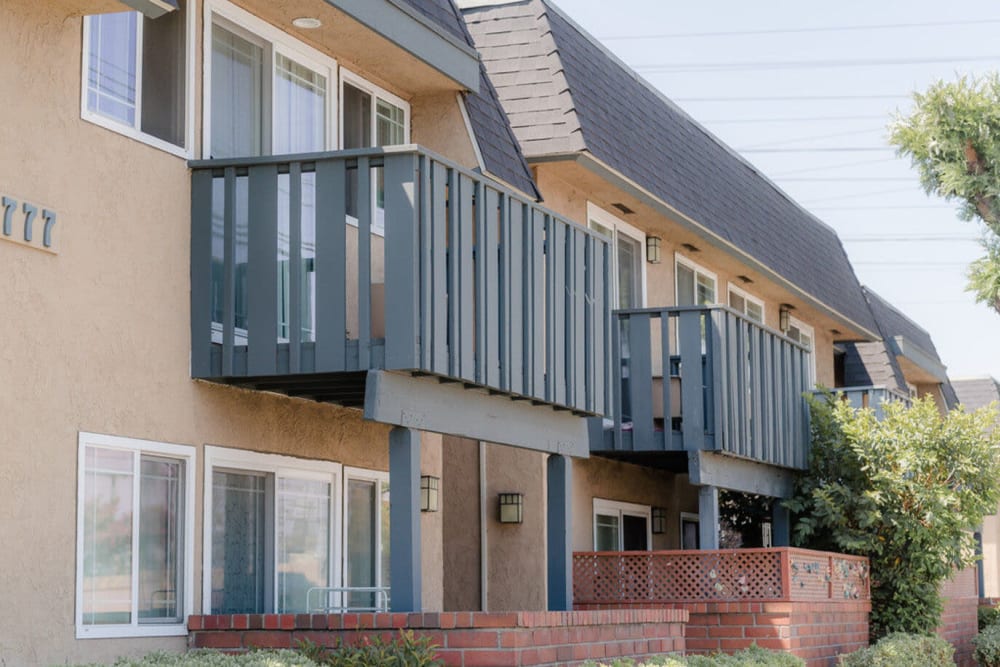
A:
[
  {"left": 675, "top": 255, "right": 717, "bottom": 307},
  {"left": 343, "top": 468, "right": 391, "bottom": 610},
  {"left": 728, "top": 283, "right": 764, "bottom": 324},
  {"left": 593, "top": 498, "right": 652, "bottom": 551},
  {"left": 203, "top": 446, "right": 343, "bottom": 615},
  {"left": 680, "top": 512, "right": 700, "bottom": 550},
  {"left": 81, "top": 2, "right": 196, "bottom": 158},
  {"left": 76, "top": 432, "right": 195, "bottom": 639},
  {"left": 587, "top": 203, "right": 646, "bottom": 310},
  {"left": 787, "top": 316, "right": 816, "bottom": 383}
]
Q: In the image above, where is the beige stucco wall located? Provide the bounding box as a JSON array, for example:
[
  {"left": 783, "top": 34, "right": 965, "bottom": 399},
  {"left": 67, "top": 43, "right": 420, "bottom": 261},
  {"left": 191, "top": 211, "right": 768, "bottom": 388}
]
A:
[
  {"left": 441, "top": 437, "right": 483, "bottom": 611},
  {"left": 0, "top": 1, "right": 484, "bottom": 664},
  {"left": 572, "top": 457, "right": 699, "bottom": 552},
  {"left": 983, "top": 513, "right": 1000, "bottom": 598},
  {"left": 534, "top": 164, "right": 858, "bottom": 389}
]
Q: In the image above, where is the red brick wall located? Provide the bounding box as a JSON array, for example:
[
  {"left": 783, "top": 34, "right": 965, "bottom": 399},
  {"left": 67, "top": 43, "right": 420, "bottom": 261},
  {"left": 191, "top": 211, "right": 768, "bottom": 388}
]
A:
[
  {"left": 577, "top": 601, "right": 870, "bottom": 667},
  {"left": 188, "top": 609, "right": 688, "bottom": 667},
  {"left": 939, "top": 566, "right": 979, "bottom": 667}
]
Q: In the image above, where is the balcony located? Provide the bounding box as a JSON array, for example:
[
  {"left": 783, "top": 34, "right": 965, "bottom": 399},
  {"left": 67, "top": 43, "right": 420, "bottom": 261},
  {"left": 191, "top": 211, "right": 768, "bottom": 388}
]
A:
[
  {"left": 832, "top": 385, "right": 911, "bottom": 417},
  {"left": 593, "top": 306, "right": 812, "bottom": 470},
  {"left": 573, "top": 548, "right": 870, "bottom": 605},
  {"left": 190, "top": 145, "right": 611, "bottom": 432}
]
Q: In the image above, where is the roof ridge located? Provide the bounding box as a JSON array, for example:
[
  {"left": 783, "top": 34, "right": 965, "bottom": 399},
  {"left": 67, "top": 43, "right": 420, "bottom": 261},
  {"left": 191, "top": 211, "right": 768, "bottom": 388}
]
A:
[
  {"left": 533, "top": 0, "right": 586, "bottom": 149},
  {"left": 862, "top": 285, "right": 935, "bottom": 341}
]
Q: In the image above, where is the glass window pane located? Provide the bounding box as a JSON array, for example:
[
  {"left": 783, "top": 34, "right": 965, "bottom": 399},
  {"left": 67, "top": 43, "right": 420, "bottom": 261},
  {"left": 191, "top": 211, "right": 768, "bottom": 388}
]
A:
[
  {"left": 138, "top": 457, "right": 183, "bottom": 623},
  {"left": 729, "top": 291, "right": 745, "bottom": 314},
  {"left": 347, "top": 479, "right": 377, "bottom": 609},
  {"left": 274, "top": 54, "right": 326, "bottom": 154},
  {"left": 211, "top": 471, "right": 268, "bottom": 614},
  {"left": 617, "top": 233, "right": 640, "bottom": 309},
  {"left": 746, "top": 301, "right": 763, "bottom": 323},
  {"left": 696, "top": 274, "right": 715, "bottom": 305},
  {"left": 276, "top": 477, "right": 331, "bottom": 613},
  {"left": 82, "top": 447, "right": 134, "bottom": 626},
  {"left": 595, "top": 513, "right": 620, "bottom": 551},
  {"left": 380, "top": 482, "right": 391, "bottom": 594},
  {"left": 375, "top": 99, "right": 405, "bottom": 146},
  {"left": 140, "top": 4, "right": 186, "bottom": 146},
  {"left": 87, "top": 12, "right": 138, "bottom": 126},
  {"left": 211, "top": 25, "right": 264, "bottom": 158},
  {"left": 676, "top": 264, "right": 695, "bottom": 306},
  {"left": 342, "top": 83, "right": 372, "bottom": 150}
]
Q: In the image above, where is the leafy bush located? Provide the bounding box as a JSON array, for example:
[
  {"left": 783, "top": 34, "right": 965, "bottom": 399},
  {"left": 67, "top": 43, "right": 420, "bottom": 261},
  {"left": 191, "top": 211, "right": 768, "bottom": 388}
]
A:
[
  {"left": 584, "top": 644, "right": 804, "bottom": 666},
  {"left": 297, "top": 631, "right": 443, "bottom": 666},
  {"left": 786, "top": 395, "right": 1000, "bottom": 639},
  {"left": 837, "top": 633, "right": 954, "bottom": 667},
  {"left": 975, "top": 623, "right": 1000, "bottom": 666},
  {"left": 981, "top": 605, "right": 1000, "bottom": 631},
  {"left": 66, "top": 650, "right": 320, "bottom": 667}
]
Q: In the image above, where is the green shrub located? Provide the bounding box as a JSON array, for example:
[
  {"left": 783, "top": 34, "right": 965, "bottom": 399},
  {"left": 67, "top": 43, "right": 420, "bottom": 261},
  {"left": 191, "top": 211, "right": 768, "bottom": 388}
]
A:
[
  {"left": 583, "top": 644, "right": 804, "bottom": 666},
  {"left": 837, "top": 633, "right": 954, "bottom": 667},
  {"left": 297, "top": 630, "right": 443, "bottom": 666},
  {"left": 64, "top": 650, "right": 321, "bottom": 667},
  {"left": 980, "top": 605, "right": 1000, "bottom": 630},
  {"left": 975, "top": 623, "right": 1000, "bottom": 666}
]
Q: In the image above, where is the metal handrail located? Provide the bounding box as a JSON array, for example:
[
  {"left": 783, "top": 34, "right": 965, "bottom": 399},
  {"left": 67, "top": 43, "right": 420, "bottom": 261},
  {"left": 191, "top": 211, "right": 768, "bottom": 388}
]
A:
[{"left": 306, "top": 586, "right": 391, "bottom": 613}]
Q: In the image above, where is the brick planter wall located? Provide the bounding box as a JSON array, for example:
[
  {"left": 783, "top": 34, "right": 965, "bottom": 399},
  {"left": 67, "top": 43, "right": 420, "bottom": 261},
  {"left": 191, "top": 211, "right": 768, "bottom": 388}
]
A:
[
  {"left": 188, "top": 609, "right": 688, "bottom": 666},
  {"left": 939, "top": 566, "right": 979, "bottom": 667},
  {"left": 577, "top": 601, "right": 870, "bottom": 667}
]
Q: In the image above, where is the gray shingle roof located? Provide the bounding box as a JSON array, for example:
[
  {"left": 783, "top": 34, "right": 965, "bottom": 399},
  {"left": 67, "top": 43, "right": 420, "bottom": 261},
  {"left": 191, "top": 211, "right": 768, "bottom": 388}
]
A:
[
  {"left": 952, "top": 377, "right": 1000, "bottom": 410},
  {"left": 396, "top": 0, "right": 539, "bottom": 197},
  {"left": 841, "top": 341, "right": 908, "bottom": 394},
  {"left": 462, "top": 0, "right": 877, "bottom": 335},
  {"left": 863, "top": 288, "right": 939, "bottom": 357}
]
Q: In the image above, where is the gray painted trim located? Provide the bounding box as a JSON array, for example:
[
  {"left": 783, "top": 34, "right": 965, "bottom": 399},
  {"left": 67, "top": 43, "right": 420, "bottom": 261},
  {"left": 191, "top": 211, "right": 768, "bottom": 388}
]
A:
[
  {"left": 698, "top": 486, "right": 719, "bottom": 550},
  {"left": 389, "top": 426, "right": 422, "bottom": 612},
  {"left": 546, "top": 454, "right": 572, "bottom": 611},
  {"left": 771, "top": 503, "right": 790, "bottom": 547},
  {"left": 324, "top": 0, "right": 480, "bottom": 92},
  {"left": 120, "top": 0, "right": 177, "bottom": 19},
  {"left": 890, "top": 335, "right": 949, "bottom": 383},
  {"left": 529, "top": 152, "right": 879, "bottom": 341},
  {"left": 364, "top": 371, "right": 591, "bottom": 456},
  {"left": 687, "top": 451, "right": 796, "bottom": 499}
]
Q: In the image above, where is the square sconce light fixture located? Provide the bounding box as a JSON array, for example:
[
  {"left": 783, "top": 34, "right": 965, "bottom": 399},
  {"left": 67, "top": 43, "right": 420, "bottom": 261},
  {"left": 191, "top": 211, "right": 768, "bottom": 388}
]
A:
[
  {"left": 420, "top": 475, "right": 439, "bottom": 513},
  {"left": 646, "top": 236, "right": 662, "bottom": 264},
  {"left": 779, "top": 304, "right": 793, "bottom": 332},
  {"left": 498, "top": 492, "right": 524, "bottom": 524},
  {"left": 652, "top": 507, "right": 667, "bottom": 534}
]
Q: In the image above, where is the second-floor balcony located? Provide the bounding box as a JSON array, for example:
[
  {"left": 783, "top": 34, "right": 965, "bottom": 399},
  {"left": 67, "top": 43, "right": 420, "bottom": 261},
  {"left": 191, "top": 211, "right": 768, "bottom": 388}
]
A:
[
  {"left": 594, "top": 306, "right": 812, "bottom": 470},
  {"left": 190, "top": 145, "right": 612, "bottom": 420}
]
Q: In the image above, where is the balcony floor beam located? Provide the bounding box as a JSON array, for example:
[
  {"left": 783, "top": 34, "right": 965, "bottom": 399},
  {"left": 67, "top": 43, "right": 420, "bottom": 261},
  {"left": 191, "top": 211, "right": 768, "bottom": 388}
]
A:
[
  {"left": 364, "top": 371, "right": 589, "bottom": 457},
  {"left": 687, "top": 451, "right": 795, "bottom": 499}
]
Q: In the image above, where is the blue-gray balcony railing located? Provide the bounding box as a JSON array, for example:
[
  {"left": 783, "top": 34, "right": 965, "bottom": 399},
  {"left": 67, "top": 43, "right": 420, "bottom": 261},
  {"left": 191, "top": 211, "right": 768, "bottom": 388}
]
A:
[
  {"left": 828, "top": 385, "right": 911, "bottom": 419},
  {"left": 596, "top": 306, "right": 812, "bottom": 470},
  {"left": 189, "top": 145, "right": 612, "bottom": 416}
]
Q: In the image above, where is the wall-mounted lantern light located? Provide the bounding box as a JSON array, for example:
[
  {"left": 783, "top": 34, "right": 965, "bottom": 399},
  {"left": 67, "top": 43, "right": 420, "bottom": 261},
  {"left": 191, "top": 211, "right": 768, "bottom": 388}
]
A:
[
  {"left": 420, "top": 475, "right": 439, "bottom": 513},
  {"left": 779, "top": 304, "right": 792, "bottom": 332},
  {"left": 498, "top": 493, "right": 524, "bottom": 524},
  {"left": 652, "top": 507, "right": 667, "bottom": 534},
  {"left": 646, "top": 236, "right": 662, "bottom": 264}
]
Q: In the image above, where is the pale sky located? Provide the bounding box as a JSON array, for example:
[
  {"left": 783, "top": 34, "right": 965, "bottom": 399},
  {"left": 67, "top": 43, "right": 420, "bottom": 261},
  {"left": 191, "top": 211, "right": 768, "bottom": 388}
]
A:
[{"left": 555, "top": 0, "right": 1000, "bottom": 381}]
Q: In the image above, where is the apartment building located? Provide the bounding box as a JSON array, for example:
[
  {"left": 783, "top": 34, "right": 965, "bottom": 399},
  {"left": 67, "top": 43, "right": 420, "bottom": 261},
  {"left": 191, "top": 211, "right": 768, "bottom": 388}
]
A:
[{"left": 1, "top": 0, "right": 613, "bottom": 663}]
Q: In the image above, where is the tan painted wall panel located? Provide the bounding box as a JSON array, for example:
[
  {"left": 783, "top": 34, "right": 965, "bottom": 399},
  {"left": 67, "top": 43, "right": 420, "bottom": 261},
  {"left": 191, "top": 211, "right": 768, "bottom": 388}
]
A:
[{"left": 441, "top": 437, "right": 483, "bottom": 611}]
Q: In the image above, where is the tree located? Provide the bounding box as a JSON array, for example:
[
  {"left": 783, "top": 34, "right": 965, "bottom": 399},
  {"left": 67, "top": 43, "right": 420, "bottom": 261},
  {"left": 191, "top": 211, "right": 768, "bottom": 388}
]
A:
[
  {"left": 786, "top": 395, "right": 1000, "bottom": 640},
  {"left": 889, "top": 74, "right": 1000, "bottom": 312}
]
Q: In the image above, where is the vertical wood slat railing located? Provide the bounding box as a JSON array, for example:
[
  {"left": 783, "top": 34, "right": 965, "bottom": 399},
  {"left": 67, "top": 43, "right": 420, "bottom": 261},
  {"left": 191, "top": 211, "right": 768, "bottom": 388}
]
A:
[
  {"left": 190, "top": 145, "right": 611, "bottom": 416},
  {"left": 610, "top": 306, "right": 811, "bottom": 469},
  {"left": 572, "top": 548, "right": 870, "bottom": 605}
]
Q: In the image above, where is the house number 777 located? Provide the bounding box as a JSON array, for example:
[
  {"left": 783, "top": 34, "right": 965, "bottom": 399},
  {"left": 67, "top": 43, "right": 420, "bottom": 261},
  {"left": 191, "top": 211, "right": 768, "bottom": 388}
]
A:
[{"left": 1, "top": 195, "right": 56, "bottom": 248}]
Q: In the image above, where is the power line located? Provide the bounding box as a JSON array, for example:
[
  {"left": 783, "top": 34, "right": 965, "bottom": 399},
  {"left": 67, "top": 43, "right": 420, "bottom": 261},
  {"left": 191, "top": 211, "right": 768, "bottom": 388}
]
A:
[
  {"left": 703, "top": 115, "right": 888, "bottom": 124},
  {"left": 738, "top": 147, "right": 896, "bottom": 153},
  {"left": 801, "top": 187, "right": 921, "bottom": 205},
  {"left": 770, "top": 157, "right": 897, "bottom": 177},
  {"left": 741, "top": 128, "right": 884, "bottom": 150},
  {"left": 853, "top": 261, "right": 968, "bottom": 266},
  {"left": 809, "top": 205, "right": 952, "bottom": 210},
  {"left": 674, "top": 94, "right": 910, "bottom": 102},
  {"left": 598, "top": 18, "right": 1000, "bottom": 41},
  {"left": 635, "top": 55, "right": 1000, "bottom": 74},
  {"left": 779, "top": 176, "right": 915, "bottom": 182},
  {"left": 842, "top": 235, "right": 978, "bottom": 242}
]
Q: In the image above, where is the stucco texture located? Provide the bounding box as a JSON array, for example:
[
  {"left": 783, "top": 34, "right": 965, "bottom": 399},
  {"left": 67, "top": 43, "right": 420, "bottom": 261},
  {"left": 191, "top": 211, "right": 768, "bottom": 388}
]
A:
[{"left": 0, "top": 1, "right": 480, "bottom": 663}]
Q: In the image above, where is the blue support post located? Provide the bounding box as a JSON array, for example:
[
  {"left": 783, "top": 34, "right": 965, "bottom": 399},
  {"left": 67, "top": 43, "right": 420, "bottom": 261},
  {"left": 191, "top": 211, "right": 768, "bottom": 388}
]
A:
[
  {"left": 389, "top": 426, "right": 421, "bottom": 611},
  {"left": 772, "top": 501, "right": 791, "bottom": 547},
  {"left": 698, "top": 486, "right": 720, "bottom": 550},
  {"left": 547, "top": 454, "right": 573, "bottom": 611}
]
